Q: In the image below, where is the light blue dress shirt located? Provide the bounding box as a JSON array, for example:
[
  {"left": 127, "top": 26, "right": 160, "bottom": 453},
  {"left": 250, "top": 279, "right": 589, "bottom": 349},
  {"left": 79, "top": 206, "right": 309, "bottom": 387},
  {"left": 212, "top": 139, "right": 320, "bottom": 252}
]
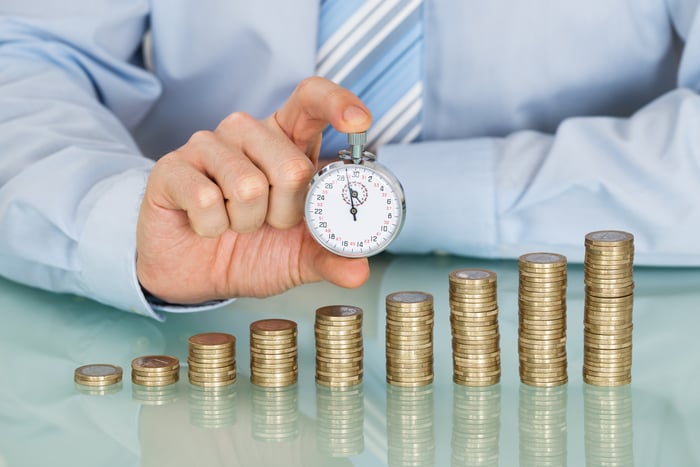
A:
[{"left": 1, "top": 0, "right": 700, "bottom": 318}]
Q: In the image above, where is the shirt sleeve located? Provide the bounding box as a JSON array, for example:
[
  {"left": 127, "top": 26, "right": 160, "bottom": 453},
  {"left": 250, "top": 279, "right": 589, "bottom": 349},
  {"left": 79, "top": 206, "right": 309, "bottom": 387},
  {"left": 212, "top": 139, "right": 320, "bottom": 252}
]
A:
[
  {"left": 0, "top": 3, "right": 227, "bottom": 318},
  {"left": 381, "top": 5, "right": 700, "bottom": 267}
]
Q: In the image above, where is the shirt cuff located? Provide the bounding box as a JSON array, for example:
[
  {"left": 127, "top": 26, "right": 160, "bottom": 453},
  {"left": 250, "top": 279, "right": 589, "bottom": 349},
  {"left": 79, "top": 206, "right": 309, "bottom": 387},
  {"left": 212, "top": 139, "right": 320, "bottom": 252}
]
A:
[{"left": 378, "top": 138, "right": 498, "bottom": 257}]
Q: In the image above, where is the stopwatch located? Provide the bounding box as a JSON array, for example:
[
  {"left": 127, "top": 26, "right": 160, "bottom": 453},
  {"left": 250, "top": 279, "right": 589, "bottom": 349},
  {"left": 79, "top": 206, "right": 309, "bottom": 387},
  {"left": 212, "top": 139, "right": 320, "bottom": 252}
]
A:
[{"left": 305, "top": 132, "right": 406, "bottom": 258}]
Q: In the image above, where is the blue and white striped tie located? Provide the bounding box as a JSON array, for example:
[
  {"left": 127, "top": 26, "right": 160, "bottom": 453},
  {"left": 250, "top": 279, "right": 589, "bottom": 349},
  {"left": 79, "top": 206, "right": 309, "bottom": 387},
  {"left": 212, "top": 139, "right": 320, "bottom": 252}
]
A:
[{"left": 316, "top": 0, "right": 424, "bottom": 155}]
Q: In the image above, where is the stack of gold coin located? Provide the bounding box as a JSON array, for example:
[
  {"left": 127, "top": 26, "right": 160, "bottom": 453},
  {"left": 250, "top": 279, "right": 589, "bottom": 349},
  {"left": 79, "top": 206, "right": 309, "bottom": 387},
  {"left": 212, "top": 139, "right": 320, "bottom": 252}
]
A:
[
  {"left": 316, "top": 384, "right": 365, "bottom": 458},
  {"left": 583, "top": 230, "right": 634, "bottom": 387},
  {"left": 250, "top": 319, "right": 298, "bottom": 388},
  {"left": 251, "top": 384, "right": 299, "bottom": 442},
  {"left": 449, "top": 269, "right": 501, "bottom": 387},
  {"left": 131, "top": 355, "right": 180, "bottom": 387},
  {"left": 74, "top": 364, "right": 123, "bottom": 389},
  {"left": 187, "top": 332, "right": 237, "bottom": 387},
  {"left": 385, "top": 291, "right": 434, "bottom": 387},
  {"left": 518, "top": 253, "right": 568, "bottom": 387},
  {"left": 315, "top": 305, "right": 363, "bottom": 388}
]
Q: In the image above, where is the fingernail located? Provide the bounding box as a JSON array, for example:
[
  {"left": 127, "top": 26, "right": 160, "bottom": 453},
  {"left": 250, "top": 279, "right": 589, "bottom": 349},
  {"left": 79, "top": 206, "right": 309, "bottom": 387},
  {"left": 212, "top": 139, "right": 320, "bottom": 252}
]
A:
[{"left": 343, "top": 105, "right": 369, "bottom": 123}]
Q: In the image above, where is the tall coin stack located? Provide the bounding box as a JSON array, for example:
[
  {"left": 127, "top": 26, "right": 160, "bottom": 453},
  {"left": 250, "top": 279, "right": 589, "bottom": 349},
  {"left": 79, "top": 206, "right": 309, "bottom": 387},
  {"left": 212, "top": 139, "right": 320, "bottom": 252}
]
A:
[
  {"left": 250, "top": 319, "right": 298, "bottom": 388},
  {"left": 518, "top": 253, "right": 568, "bottom": 387},
  {"left": 314, "top": 305, "right": 364, "bottom": 388},
  {"left": 583, "top": 230, "right": 635, "bottom": 387},
  {"left": 131, "top": 355, "right": 180, "bottom": 387},
  {"left": 187, "top": 332, "right": 237, "bottom": 387},
  {"left": 449, "top": 269, "right": 501, "bottom": 387},
  {"left": 385, "top": 291, "right": 434, "bottom": 388}
]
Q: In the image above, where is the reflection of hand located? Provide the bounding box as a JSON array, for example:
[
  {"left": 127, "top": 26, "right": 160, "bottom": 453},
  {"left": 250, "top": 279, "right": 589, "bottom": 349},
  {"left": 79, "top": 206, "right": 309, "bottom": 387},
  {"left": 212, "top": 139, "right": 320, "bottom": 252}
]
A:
[{"left": 136, "top": 77, "right": 372, "bottom": 304}]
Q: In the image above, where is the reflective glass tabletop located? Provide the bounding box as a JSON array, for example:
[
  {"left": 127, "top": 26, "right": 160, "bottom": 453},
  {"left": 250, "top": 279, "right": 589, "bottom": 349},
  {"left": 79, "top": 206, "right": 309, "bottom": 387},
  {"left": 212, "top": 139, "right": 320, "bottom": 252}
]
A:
[{"left": 0, "top": 253, "right": 698, "bottom": 467}]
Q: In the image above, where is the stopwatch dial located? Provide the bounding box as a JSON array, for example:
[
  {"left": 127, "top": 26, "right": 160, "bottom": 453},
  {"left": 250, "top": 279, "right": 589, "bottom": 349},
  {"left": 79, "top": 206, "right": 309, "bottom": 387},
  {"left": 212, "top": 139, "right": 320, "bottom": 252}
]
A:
[{"left": 306, "top": 163, "right": 404, "bottom": 258}]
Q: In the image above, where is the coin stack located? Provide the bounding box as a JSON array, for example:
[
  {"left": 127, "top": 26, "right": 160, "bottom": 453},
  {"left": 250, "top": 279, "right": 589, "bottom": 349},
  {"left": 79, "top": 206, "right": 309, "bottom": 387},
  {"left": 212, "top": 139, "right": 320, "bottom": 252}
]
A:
[
  {"left": 584, "top": 384, "right": 634, "bottom": 466},
  {"left": 451, "top": 385, "right": 501, "bottom": 467},
  {"left": 251, "top": 384, "right": 300, "bottom": 442},
  {"left": 316, "top": 384, "right": 365, "bottom": 458},
  {"left": 518, "top": 253, "right": 568, "bottom": 387},
  {"left": 74, "top": 364, "right": 123, "bottom": 394},
  {"left": 583, "top": 230, "right": 635, "bottom": 387},
  {"left": 131, "top": 355, "right": 180, "bottom": 387},
  {"left": 315, "top": 305, "right": 364, "bottom": 388},
  {"left": 385, "top": 291, "right": 434, "bottom": 388},
  {"left": 449, "top": 269, "right": 501, "bottom": 387},
  {"left": 386, "top": 384, "right": 435, "bottom": 467},
  {"left": 187, "top": 332, "right": 237, "bottom": 387},
  {"left": 250, "top": 319, "right": 298, "bottom": 388},
  {"left": 519, "top": 384, "right": 568, "bottom": 467}
]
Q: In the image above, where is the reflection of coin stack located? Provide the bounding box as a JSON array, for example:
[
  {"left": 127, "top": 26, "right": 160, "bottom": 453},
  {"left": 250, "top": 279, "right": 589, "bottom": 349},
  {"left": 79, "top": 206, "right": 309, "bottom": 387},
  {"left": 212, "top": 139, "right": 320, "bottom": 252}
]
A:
[
  {"left": 584, "top": 384, "right": 634, "bottom": 467},
  {"left": 385, "top": 291, "right": 434, "bottom": 387},
  {"left": 131, "top": 355, "right": 180, "bottom": 387},
  {"left": 449, "top": 269, "right": 501, "bottom": 387},
  {"left": 251, "top": 384, "right": 299, "bottom": 442},
  {"left": 189, "top": 384, "right": 237, "bottom": 429},
  {"left": 583, "top": 230, "right": 635, "bottom": 387},
  {"left": 386, "top": 384, "right": 435, "bottom": 467},
  {"left": 451, "top": 384, "right": 501, "bottom": 467},
  {"left": 132, "top": 384, "right": 179, "bottom": 405},
  {"left": 519, "top": 384, "right": 568, "bottom": 467},
  {"left": 315, "top": 305, "right": 363, "bottom": 388},
  {"left": 74, "top": 364, "right": 123, "bottom": 395},
  {"left": 316, "top": 384, "right": 364, "bottom": 458},
  {"left": 518, "top": 253, "right": 568, "bottom": 387},
  {"left": 188, "top": 333, "right": 237, "bottom": 387},
  {"left": 250, "top": 319, "right": 298, "bottom": 388}
]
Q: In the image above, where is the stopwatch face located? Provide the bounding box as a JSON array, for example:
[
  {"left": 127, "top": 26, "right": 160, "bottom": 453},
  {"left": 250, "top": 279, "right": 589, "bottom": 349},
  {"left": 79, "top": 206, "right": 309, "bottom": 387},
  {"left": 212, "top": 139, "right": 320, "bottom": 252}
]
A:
[{"left": 305, "top": 160, "right": 406, "bottom": 258}]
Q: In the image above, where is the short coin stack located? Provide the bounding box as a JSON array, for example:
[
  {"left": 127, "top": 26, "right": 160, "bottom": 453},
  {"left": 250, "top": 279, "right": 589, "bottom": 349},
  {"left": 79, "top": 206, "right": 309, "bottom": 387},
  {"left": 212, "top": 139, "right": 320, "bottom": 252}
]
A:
[
  {"left": 314, "top": 305, "right": 364, "bottom": 388},
  {"left": 449, "top": 269, "right": 501, "bottom": 387},
  {"left": 518, "top": 253, "right": 568, "bottom": 387},
  {"left": 583, "top": 230, "right": 635, "bottom": 387},
  {"left": 131, "top": 355, "right": 180, "bottom": 387},
  {"left": 74, "top": 364, "right": 123, "bottom": 388},
  {"left": 250, "top": 319, "right": 298, "bottom": 388},
  {"left": 385, "top": 291, "right": 434, "bottom": 387},
  {"left": 187, "top": 332, "right": 237, "bottom": 387}
]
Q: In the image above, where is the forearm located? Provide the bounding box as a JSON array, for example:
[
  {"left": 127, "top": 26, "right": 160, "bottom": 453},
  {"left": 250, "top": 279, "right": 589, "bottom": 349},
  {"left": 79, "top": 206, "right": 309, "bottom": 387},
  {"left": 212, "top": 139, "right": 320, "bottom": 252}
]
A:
[{"left": 382, "top": 88, "right": 700, "bottom": 266}]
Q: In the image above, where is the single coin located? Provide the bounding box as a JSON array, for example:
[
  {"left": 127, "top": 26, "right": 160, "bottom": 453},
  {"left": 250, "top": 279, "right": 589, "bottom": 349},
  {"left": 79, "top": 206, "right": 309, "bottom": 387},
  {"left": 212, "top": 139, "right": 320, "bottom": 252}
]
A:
[
  {"left": 250, "top": 319, "right": 297, "bottom": 335},
  {"left": 131, "top": 355, "right": 180, "bottom": 372},
  {"left": 189, "top": 332, "right": 236, "bottom": 349}
]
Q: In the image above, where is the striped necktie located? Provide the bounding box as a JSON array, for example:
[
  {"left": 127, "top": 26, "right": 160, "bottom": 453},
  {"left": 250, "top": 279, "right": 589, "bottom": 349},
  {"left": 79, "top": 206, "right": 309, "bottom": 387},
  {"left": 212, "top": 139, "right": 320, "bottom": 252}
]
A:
[{"left": 316, "top": 0, "right": 424, "bottom": 155}]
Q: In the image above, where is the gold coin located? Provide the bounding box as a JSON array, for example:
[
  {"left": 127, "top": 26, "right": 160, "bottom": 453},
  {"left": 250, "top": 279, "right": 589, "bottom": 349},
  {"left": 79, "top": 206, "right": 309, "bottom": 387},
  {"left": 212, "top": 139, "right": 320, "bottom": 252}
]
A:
[
  {"left": 449, "top": 268, "right": 497, "bottom": 284},
  {"left": 386, "top": 290, "right": 434, "bottom": 304},
  {"left": 189, "top": 332, "right": 236, "bottom": 350},
  {"left": 131, "top": 355, "right": 180, "bottom": 373},
  {"left": 250, "top": 319, "right": 297, "bottom": 335},
  {"left": 316, "top": 304, "right": 363, "bottom": 320}
]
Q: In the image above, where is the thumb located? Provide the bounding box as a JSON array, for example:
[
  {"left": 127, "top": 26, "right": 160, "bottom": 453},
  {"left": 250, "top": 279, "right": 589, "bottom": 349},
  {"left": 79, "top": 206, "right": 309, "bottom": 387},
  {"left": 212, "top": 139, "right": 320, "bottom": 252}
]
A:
[{"left": 271, "top": 77, "right": 372, "bottom": 157}]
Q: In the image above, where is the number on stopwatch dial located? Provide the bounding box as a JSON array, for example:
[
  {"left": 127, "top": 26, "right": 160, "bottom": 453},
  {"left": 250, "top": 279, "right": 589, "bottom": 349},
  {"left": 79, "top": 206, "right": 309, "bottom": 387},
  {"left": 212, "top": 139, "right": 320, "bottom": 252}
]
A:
[{"left": 305, "top": 160, "right": 406, "bottom": 258}]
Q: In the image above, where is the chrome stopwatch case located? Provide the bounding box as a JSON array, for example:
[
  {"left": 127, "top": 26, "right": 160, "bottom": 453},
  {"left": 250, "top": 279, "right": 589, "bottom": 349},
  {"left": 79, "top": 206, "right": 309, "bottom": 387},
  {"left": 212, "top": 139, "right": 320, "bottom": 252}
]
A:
[{"left": 305, "top": 132, "right": 406, "bottom": 258}]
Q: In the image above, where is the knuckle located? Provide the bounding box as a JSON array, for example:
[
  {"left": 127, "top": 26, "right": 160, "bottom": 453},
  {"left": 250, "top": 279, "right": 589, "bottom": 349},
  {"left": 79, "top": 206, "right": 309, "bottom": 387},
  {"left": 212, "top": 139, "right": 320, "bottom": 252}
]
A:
[
  {"left": 191, "top": 183, "right": 223, "bottom": 211},
  {"left": 276, "top": 157, "right": 314, "bottom": 190},
  {"left": 232, "top": 171, "right": 268, "bottom": 204},
  {"left": 187, "top": 129, "right": 216, "bottom": 146},
  {"left": 219, "top": 111, "right": 256, "bottom": 132}
]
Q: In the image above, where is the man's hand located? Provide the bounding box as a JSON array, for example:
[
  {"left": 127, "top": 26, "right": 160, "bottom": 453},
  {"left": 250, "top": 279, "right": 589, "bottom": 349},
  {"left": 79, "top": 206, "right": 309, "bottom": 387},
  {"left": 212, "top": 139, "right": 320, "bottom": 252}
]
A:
[{"left": 136, "top": 77, "right": 372, "bottom": 304}]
